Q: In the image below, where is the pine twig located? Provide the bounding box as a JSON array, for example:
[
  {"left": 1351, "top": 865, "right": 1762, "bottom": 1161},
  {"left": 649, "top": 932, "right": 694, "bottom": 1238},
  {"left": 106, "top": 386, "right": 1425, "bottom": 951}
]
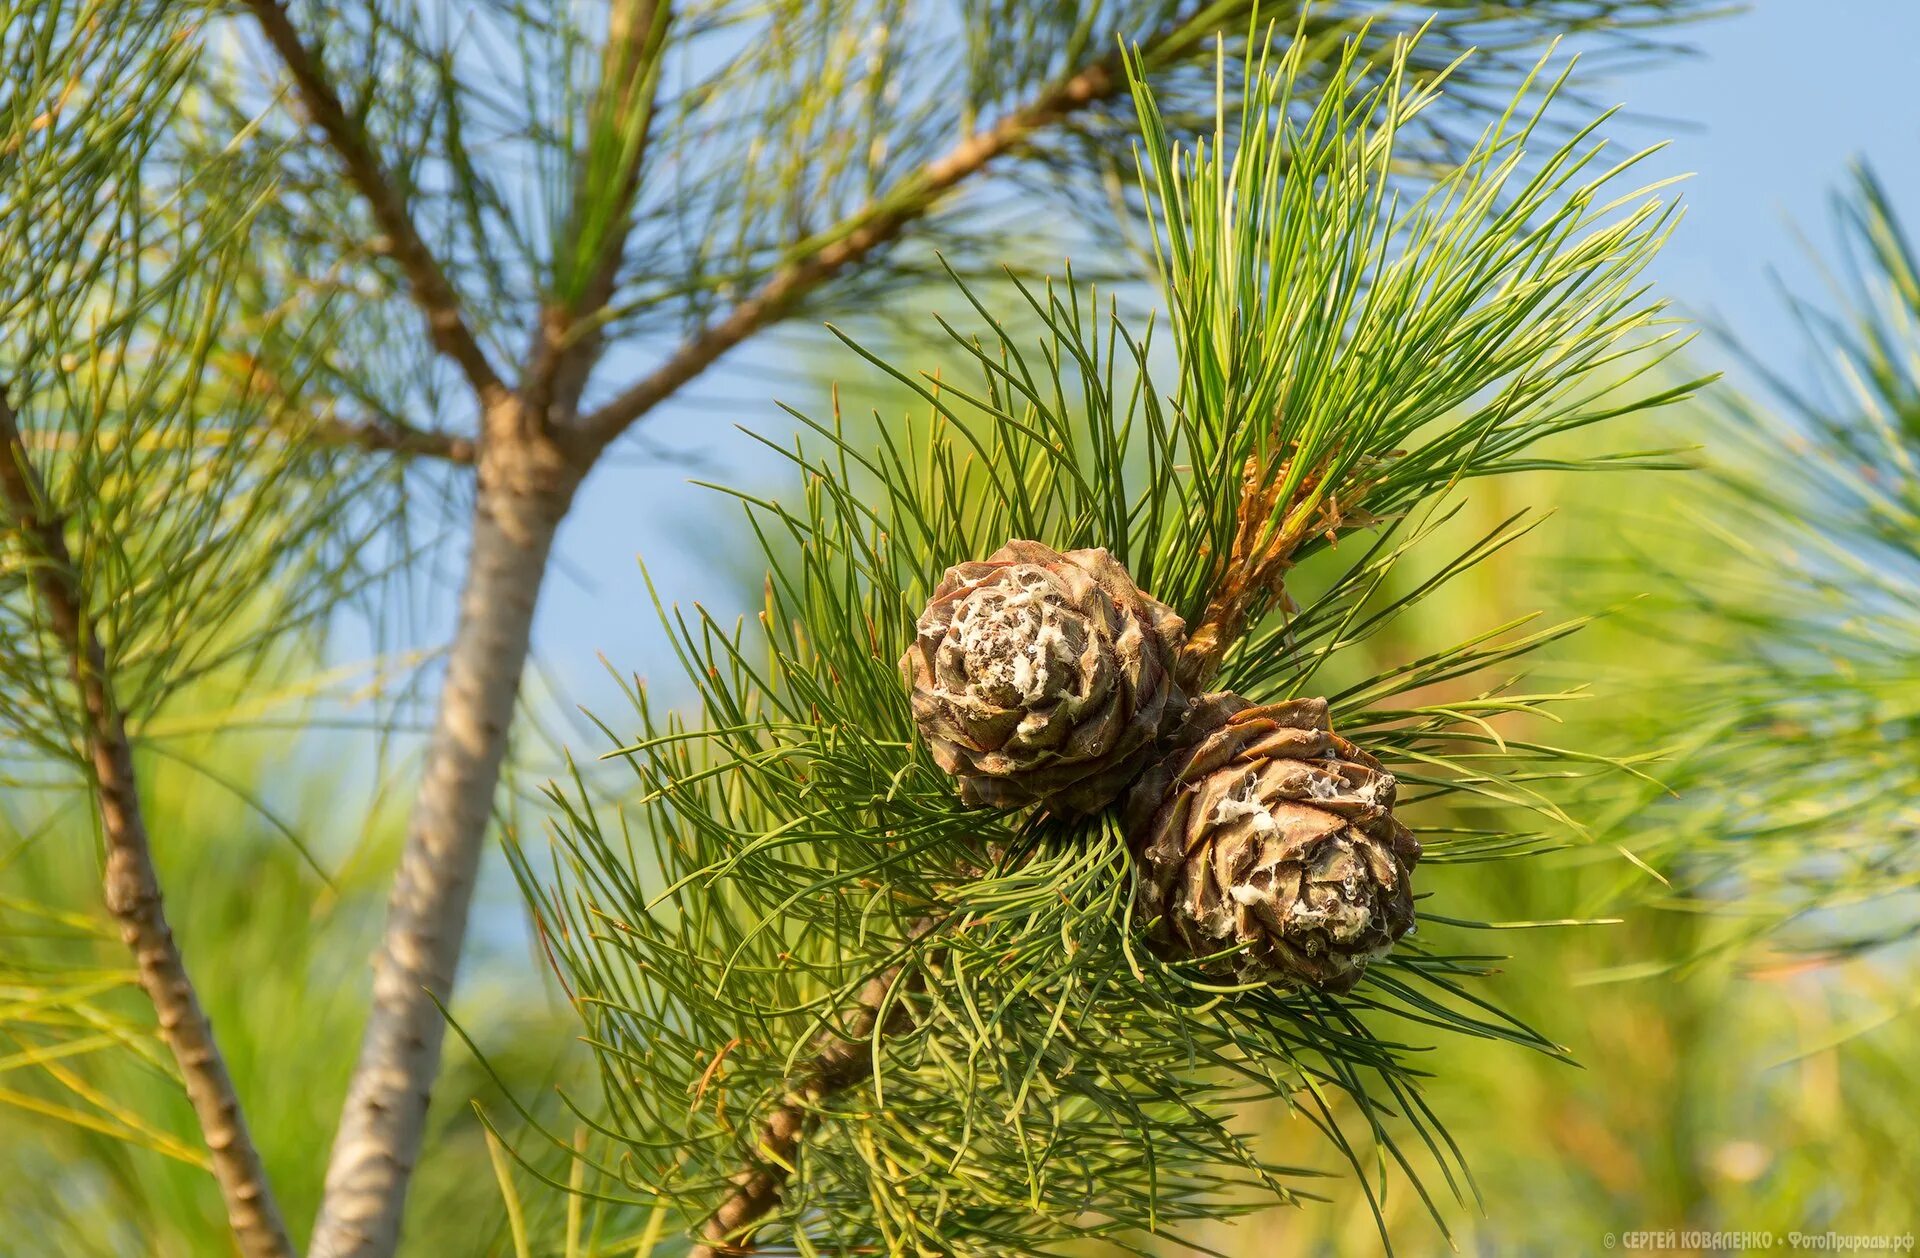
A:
[
  {"left": 0, "top": 391, "right": 294, "bottom": 1258},
  {"left": 576, "top": 0, "right": 669, "bottom": 314},
  {"left": 14, "top": 415, "right": 474, "bottom": 464},
  {"left": 243, "top": 0, "right": 509, "bottom": 410},
  {"left": 692, "top": 921, "right": 934, "bottom": 1257},
  {"left": 1180, "top": 447, "right": 1387, "bottom": 688}
]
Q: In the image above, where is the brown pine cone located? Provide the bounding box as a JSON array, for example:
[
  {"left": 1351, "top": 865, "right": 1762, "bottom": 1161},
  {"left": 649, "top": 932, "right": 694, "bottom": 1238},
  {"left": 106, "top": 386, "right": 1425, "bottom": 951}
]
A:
[
  {"left": 901, "top": 540, "right": 1186, "bottom": 814},
  {"left": 1125, "top": 694, "right": 1419, "bottom": 991}
]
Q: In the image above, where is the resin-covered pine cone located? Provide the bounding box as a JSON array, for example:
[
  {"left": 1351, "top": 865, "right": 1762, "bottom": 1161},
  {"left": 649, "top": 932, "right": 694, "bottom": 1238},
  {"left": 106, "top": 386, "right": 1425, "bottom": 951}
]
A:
[
  {"left": 901, "top": 540, "right": 1186, "bottom": 814},
  {"left": 1125, "top": 694, "right": 1419, "bottom": 991}
]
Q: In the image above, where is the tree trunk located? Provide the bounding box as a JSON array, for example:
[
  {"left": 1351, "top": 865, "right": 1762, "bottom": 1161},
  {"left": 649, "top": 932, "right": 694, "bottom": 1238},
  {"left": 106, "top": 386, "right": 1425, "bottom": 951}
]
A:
[{"left": 309, "top": 439, "right": 574, "bottom": 1258}]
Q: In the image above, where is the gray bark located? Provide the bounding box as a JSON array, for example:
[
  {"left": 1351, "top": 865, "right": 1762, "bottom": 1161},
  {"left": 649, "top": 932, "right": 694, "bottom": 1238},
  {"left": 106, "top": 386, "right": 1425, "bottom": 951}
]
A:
[{"left": 308, "top": 447, "right": 573, "bottom": 1258}]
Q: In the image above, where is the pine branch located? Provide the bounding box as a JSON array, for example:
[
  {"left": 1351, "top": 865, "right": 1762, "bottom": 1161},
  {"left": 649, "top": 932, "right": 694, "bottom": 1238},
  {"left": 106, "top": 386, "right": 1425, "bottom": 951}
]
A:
[
  {"left": 310, "top": 413, "right": 477, "bottom": 464},
  {"left": 243, "top": 0, "right": 510, "bottom": 409},
  {"left": 304, "top": 13, "right": 1198, "bottom": 1253},
  {"left": 0, "top": 391, "right": 294, "bottom": 1258},
  {"left": 572, "top": 22, "right": 1194, "bottom": 458},
  {"left": 692, "top": 920, "right": 932, "bottom": 1258},
  {"left": 507, "top": 27, "right": 1701, "bottom": 1253}
]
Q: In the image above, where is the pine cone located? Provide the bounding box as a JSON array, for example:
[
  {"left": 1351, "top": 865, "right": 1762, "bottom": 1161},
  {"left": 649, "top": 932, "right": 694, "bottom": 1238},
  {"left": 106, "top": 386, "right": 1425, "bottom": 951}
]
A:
[
  {"left": 901, "top": 540, "right": 1186, "bottom": 813},
  {"left": 1125, "top": 694, "right": 1419, "bottom": 991}
]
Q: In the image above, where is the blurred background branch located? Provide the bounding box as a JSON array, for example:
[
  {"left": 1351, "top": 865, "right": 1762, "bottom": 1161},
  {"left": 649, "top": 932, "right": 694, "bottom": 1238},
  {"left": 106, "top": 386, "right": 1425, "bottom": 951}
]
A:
[{"left": 0, "top": 392, "right": 292, "bottom": 1257}]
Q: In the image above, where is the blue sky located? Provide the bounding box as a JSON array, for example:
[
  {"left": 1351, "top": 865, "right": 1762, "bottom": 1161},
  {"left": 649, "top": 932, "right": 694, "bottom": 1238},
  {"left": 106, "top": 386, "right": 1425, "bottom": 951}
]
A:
[
  {"left": 512, "top": 3, "right": 1920, "bottom": 733},
  {"left": 1621, "top": 1, "right": 1920, "bottom": 367}
]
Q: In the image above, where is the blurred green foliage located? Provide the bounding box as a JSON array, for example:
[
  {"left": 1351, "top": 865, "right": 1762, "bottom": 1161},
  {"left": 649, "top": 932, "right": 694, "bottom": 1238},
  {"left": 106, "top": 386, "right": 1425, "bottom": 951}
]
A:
[
  {"left": 1162, "top": 472, "right": 1920, "bottom": 1254},
  {"left": 0, "top": 698, "right": 580, "bottom": 1256}
]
